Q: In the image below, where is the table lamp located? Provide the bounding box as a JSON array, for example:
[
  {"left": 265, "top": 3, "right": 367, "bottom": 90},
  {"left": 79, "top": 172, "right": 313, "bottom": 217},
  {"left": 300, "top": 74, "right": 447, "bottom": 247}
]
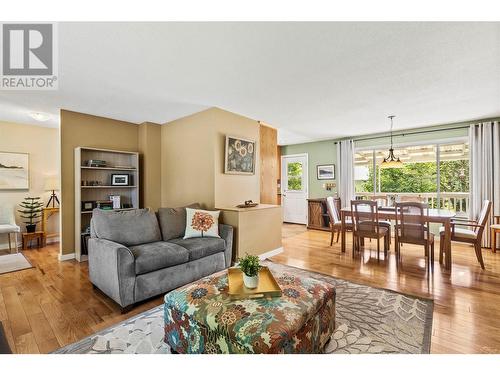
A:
[{"left": 45, "top": 177, "right": 60, "bottom": 208}]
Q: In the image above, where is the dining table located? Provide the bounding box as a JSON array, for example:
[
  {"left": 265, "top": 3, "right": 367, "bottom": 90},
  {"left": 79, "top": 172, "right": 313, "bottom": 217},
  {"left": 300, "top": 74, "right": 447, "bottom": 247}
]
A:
[{"left": 340, "top": 206, "right": 456, "bottom": 271}]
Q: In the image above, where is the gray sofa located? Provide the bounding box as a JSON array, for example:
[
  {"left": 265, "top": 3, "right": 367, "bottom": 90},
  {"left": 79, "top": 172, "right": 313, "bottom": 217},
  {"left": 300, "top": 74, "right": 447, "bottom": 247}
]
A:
[{"left": 88, "top": 205, "right": 233, "bottom": 310}]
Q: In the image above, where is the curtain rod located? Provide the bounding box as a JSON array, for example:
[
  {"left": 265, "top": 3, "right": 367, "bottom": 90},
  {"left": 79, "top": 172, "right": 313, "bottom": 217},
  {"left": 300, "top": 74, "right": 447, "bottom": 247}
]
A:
[{"left": 334, "top": 124, "right": 470, "bottom": 144}]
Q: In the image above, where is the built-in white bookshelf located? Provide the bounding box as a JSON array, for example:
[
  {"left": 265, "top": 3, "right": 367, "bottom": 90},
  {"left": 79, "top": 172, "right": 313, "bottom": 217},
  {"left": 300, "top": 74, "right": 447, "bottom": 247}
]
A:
[{"left": 74, "top": 147, "right": 140, "bottom": 262}]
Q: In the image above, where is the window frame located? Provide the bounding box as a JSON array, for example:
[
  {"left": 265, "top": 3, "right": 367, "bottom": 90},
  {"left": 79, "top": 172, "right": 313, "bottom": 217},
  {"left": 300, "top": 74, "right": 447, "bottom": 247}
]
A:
[{"left": 354, "top": 136, "right": 470, "bottom": 206}]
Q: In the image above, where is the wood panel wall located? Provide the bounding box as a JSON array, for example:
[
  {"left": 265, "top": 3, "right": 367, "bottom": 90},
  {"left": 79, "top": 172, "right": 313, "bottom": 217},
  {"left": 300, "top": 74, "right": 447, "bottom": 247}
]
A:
[{"left": 259, "top": 123, "right": 278, "bottom": 204}]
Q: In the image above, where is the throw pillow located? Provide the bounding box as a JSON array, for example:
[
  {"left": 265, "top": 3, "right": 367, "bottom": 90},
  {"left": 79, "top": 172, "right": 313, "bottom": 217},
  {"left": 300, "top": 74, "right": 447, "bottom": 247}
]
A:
[
  {"left": 157, "top": 203, "right": 201, "bottom": 241},
  {"left": 184, "top": 208, "right": 221, "bottom": 239}
]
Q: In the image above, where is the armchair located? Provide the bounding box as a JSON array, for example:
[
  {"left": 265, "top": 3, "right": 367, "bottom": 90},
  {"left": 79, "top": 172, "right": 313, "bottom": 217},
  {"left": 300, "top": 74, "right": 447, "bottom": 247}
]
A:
[
  {"left": 0, "top": 205, "right": 20, "bottom": 253},
  {"left": 439, "top": 200, "right": 492, "bottom": 269}
]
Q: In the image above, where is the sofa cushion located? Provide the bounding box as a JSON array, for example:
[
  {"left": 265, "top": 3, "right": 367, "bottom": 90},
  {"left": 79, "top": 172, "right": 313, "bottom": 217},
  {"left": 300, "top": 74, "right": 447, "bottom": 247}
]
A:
[
  {"left": 168, "top": 237, "right": 226, "bottom": 261},
  {"left": 157, "top": 203, "right": 201, "bottom": 241},
  {"left": 129, "top": 241, "right": 189, "bottom": 275},
  {"left": 439, "top": 226, "right": 477, "bottom": 239},
  {"left": 92, "top": 208, "right": 162, "bottom": 246}
]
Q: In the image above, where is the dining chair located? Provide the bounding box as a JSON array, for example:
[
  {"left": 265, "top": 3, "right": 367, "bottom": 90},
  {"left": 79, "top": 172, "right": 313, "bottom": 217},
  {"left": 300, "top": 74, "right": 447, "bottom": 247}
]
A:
[
  {"left": 439, "top": 200, "right": 492, "bottom": 269},
  {"left": 490, "top": 215, "right": 500, "bottom": 253},
  {"left": 394, "top": 202, "right": 434, "bottom": 275},
  {"left": 365, "top": 195, "right": 392, "bottom": 245},
  {"left": 326, "top": 196, "right": 353, "bottom": 245},
  {"left": 350, "top": 200, "right": 390, "bottom": 259},
  {"left": 0, "top": 205, "right": 20, "bottom": 253}
]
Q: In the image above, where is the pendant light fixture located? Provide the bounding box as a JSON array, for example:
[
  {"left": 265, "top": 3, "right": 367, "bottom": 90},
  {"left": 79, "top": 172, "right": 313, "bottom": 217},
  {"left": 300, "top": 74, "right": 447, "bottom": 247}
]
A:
[{"left": 381, "top": 115, "right": 403, "bottom": 168}]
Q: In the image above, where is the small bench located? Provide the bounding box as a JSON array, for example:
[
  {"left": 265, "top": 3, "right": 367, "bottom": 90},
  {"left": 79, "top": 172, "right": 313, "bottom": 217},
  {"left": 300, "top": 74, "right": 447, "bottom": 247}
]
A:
[
  {"left": 164, "top": 268, "right": 335, "bottom": 354},
  {"left": 22, "top": 231, "right": 46, "bottom": 250}
]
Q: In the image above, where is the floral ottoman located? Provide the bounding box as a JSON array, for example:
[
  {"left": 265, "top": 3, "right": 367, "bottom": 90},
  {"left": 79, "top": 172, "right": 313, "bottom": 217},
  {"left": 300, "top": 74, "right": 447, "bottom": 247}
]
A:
[{"left": 163, "top": 268, "right": 336, "bottom": 354}]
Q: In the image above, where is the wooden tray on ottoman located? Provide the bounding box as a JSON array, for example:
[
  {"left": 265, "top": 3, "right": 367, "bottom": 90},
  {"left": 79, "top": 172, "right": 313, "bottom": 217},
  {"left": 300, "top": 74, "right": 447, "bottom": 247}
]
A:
[{"left": 227, "top": 267, "right": 282, "bottom": 299}]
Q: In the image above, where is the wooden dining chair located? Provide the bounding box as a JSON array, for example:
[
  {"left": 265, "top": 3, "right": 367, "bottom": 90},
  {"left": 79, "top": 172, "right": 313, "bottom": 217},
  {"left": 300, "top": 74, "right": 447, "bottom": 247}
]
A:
[
  {"left": 394, "top": 202, "right": 434, "bottom": 274},
  {"left": 326, "top": 196, "right": 353, "bottom": 245},
  {"left": 350, "top": 200, "right": 390, "bottom": 259},
  {"left": 439, "top": 200, "right": 492, "bottom": 269},
  {"left": 490, "top": 215, "right": 500, "bottom": 253},
  {"left": 364, "top": 195, "right": 392, "bottom": 245}
]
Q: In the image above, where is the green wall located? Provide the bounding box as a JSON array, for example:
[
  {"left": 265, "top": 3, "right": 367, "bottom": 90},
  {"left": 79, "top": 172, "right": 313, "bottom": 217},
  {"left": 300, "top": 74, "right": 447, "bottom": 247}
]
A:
[
  {"left": 280, "top": 117, "right": 500, "bottom": 198},
  {"left": 281, "top": 139, "right": 337, "bottom": 199}
]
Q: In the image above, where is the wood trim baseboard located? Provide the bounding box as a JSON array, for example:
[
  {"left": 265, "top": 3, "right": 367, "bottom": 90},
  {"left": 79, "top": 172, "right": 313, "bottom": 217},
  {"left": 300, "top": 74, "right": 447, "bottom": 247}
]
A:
[
  {"left": 0, "top": 236, "right": 60, "bottom": 251},
  {"left": 258, "top": 247, "right": 284, "bottom": 260},
  {"left": 58, "top": 252, "right": 76, "bottom": 261}
]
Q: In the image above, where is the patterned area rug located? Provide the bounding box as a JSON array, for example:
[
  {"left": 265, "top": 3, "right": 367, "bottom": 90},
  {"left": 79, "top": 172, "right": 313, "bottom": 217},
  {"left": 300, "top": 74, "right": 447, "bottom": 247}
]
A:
[{"left": 54, "top": 261, "right": 433, "bottom": 354}]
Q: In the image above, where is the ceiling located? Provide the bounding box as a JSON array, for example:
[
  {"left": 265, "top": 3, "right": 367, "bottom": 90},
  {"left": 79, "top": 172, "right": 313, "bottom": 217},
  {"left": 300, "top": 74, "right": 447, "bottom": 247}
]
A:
[{"left": 1, "top": 22, "right": 499, "bottom": 144}]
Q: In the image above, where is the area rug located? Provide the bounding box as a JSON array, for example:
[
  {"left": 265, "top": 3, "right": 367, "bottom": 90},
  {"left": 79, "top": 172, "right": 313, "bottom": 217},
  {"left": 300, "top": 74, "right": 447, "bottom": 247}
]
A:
[
  {"left": 54, "top": 261, "right": 433, "bottom": 354},
  {"left": 0, "top": 253, "right": 33, "bottom": 275}
]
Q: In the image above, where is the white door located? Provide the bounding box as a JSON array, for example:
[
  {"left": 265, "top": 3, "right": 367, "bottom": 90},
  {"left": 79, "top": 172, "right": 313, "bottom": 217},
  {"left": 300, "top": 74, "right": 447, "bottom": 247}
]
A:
[{"left": 282, "top": 154, "right": 308, "bottom": 224}]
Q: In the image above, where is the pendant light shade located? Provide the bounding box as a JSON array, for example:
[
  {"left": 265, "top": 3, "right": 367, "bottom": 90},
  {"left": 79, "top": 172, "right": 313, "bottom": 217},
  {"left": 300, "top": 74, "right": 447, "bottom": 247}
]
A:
[{"left": 381, "top": 115, "right": 403, "bottom": 169}]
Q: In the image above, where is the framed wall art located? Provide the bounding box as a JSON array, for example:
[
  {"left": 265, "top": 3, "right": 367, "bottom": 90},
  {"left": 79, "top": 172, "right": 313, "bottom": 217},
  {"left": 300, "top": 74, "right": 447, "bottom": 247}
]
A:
[
  {"left": 0, "top": 151, "right": 29, "bottom": 190},
  {"left": 224, "top": 135, "right": 256, "bottom": 175},
  {"left": 317, "top": 164, "right": 335, "bottom": 180}
]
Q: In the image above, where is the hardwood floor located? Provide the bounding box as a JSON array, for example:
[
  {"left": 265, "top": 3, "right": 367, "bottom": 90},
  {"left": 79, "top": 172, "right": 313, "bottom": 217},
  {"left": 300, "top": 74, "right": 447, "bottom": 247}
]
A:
[
  {"left": 272, "top": 224, "right": 500, "bottom": 354},
  {"left": 1, "top": 225, "right": 499, "bottom": 353},
  {"left": 0, "top": 245, "right": 163, "bottom": 353}
]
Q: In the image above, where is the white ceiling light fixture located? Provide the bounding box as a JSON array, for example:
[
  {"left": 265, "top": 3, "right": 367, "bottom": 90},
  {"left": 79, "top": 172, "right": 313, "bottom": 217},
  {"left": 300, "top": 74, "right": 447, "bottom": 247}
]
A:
[{"left": 29, "top": 112, "right": 51, "bottom": 122}]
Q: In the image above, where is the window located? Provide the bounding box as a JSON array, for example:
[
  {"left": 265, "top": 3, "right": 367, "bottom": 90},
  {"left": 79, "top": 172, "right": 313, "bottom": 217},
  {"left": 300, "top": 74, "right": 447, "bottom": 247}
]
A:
[
  {"left": 287, "top": 162, "right": 303, "bottom": 191},
  {"left": 355, "top": 140, "right": 469, "bottom": 215}
]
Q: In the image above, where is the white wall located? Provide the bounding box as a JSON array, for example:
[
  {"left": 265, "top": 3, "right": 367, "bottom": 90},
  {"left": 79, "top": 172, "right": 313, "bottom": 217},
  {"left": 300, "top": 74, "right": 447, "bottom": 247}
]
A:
[{"left": 0, "top": 121, "right": 60, "bottom": 251}]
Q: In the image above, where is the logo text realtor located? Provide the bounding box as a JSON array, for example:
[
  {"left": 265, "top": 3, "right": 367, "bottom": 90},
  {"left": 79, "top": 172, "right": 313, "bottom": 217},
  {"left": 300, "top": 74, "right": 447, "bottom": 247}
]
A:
[{"left": 1, "top": 23, "right": 58, "bottom": 90}]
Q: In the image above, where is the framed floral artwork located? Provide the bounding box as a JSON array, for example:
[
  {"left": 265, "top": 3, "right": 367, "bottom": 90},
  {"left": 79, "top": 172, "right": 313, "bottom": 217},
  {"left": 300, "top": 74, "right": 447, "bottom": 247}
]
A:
[{"left": 224, "top": 135, "right": 256, "bottom": 175}]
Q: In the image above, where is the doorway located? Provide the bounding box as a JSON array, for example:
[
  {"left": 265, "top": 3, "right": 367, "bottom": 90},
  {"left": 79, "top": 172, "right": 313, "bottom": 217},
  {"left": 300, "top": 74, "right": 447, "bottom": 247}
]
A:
[{"left": 281, "top": 154, "right": 308, "bottom": 224}]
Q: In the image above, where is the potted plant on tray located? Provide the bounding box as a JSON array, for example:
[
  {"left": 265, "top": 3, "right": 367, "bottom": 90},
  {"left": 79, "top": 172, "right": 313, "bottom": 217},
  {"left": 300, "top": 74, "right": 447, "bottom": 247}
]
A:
[
  {"left": 238, "top": 254, "right": 261, "bottom": 289},
  {"left": 18, "top": 197, "right": 43, "bottom": 233}
]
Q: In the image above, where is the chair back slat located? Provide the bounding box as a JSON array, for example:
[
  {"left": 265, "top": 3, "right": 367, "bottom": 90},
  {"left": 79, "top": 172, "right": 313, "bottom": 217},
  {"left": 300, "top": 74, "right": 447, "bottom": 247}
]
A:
[
  {"left": 477, "top": 200, "right": 492, "bottom": 235},
  {"left": 351, "top": 200, "right": 380, "bottom": 235},
  {"left": 326, "top": 196, "right": 340, "bottom": 225},
  {"left": 395, "top": 202, "right": 429, "bottom": 243}
]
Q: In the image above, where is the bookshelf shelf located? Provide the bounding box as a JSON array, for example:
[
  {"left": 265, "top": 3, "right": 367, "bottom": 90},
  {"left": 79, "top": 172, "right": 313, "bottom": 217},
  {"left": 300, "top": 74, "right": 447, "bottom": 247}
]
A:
[
  {"left": 81, "top": 166, "right": 137, "bottom": 171},
  {"left": 81, "top": 185, "right": 138, "bottom": 189}
]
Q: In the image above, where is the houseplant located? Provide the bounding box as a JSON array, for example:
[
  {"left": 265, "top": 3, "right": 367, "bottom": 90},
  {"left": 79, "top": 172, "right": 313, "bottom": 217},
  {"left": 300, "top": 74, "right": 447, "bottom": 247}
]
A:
[
  {"left": 238, "top": 254, "right": 261, "bottom": 289},
  {"left": 18, "top": 197, "right": 43, "bottom": 233}
]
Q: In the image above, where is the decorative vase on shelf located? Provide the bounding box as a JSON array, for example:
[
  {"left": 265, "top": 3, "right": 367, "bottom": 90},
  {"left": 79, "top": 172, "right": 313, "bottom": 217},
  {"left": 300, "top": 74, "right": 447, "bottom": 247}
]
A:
[{"left": 243, "top": 273, "right": 259, "bottom": 289}]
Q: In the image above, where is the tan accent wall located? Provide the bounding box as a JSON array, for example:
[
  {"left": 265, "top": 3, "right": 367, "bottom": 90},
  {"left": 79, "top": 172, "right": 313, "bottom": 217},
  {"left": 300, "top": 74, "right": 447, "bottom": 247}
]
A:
[
  {"left": 219, "top": 205, "right": 282, "bottom": 261},
  {"left": 0, "top": 121, "right": 59, "bottom": 251},
  {"left": 138, "top": 122, "right": 162, "bottom": 211},
  {"left": 60, "top": 110, "right": 139, "bottom": 255},
  {"left": 161, "top": 107, "right": 260, "bottom": 209},
  {"left": 259, "top": 123, "right": 278, "bottom": 204},
  {"left": 161, "top": 110, "right": 216, "bottom": 208}
]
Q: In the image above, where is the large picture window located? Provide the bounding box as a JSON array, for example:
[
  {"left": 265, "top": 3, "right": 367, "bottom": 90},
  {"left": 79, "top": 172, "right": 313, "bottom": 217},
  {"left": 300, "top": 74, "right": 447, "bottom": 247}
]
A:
[{"left": 354, "top": 140, "right": 469, "bottom": 215}]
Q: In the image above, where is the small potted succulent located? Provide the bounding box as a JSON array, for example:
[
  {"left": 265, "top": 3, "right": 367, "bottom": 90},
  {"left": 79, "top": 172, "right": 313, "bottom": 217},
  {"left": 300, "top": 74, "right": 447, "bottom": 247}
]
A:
[{"left": 238, "top": 254, "right": 261, "bottom": 289}]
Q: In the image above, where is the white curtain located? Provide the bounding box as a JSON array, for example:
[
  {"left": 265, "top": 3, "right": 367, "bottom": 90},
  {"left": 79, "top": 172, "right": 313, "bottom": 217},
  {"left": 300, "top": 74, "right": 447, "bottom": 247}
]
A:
[
  {"left": 469, "top": 121, "right": 500, "bottom": 247},
  {"left": 336, "top": 139, "right": 355, "bottom": 207}
]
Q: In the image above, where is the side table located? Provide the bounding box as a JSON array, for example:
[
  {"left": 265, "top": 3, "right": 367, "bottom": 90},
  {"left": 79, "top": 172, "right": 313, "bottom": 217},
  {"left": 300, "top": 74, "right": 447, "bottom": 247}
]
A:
[{"left": 22, "top": 231, "right": 46, "bottom": 250}]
